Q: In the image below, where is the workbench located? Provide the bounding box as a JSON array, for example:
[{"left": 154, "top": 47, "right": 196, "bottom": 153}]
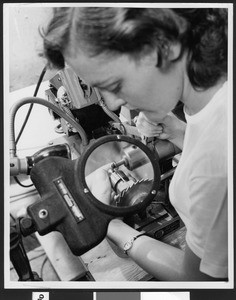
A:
[{"left": 7, "top": 81, "right": 186, "bottom": 284}]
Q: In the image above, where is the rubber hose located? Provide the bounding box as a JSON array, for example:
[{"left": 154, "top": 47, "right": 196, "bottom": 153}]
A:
[{"left": 9, "top": 97, "right": 88, "bottom": 157}]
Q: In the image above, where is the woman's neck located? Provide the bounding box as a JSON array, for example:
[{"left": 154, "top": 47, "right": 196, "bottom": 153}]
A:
[{"left": 182, "top": 76, "right": 226, "bottom": 116}]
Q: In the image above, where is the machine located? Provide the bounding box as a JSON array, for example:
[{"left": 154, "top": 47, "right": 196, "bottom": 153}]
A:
[{"left": 9, "top": 66, "right": 183, "bottom": 281}]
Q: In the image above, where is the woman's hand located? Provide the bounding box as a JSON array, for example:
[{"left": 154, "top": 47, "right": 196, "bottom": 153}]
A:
[
  {"left": 86, "top": 167, "right": 112, "bottom": 205},
  {"left": 135, "top": 111, "right": 186, "bottom": 149}
]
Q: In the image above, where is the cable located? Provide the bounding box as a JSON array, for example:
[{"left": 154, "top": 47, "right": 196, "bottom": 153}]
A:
[
  {"left": 14, "top": 66, "right": 48, "bottom": 188},
  {"left": 10, "top": 213, "right": 16, "bottom": 222},
  {"left": 98, "top": 98, "right": 126, "bottom": 134},
  {"left": 14, "top": 65, "right": 47, "bottom": 187},
  {"left": 40, "top": 255, "right": 49, "bottom": 279},
  {"left": 16, "top": 65, "right": 48, "bottom": 145},
  {"left": 13, "top": 176, "right": 33, "bottom": 188},
  {"left": 10, "top": 97, "right": 88, "bottom": 158}
]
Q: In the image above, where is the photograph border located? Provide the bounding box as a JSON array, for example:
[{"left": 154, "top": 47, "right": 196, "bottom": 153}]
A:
[{"left": 2, "top": 1, "right": 235, "bottom": 296}]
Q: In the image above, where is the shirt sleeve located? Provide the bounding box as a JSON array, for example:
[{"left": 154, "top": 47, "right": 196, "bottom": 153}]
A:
[{"left": 186, "top": 175, "right": 228, "bottom": 278}]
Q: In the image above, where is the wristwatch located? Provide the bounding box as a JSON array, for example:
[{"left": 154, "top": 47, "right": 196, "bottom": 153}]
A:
[{"left": 123, "top": 232, "right": 146, "bottom": 255}]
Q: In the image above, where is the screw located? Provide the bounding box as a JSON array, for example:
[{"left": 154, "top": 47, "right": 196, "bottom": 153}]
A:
[
  {"left": 38, "top": 209, "right": 48, "bottom": 219},
  {"left": 21, "top": 217, "right": 33, "bottom": 229}
]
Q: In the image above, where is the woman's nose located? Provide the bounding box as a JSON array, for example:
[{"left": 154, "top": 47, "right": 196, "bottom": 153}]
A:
[{"left": 99, "top": 90, "right": 126, "bottom": 111}]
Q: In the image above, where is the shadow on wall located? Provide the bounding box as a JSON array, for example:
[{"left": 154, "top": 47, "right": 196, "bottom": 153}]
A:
[{"left": 8, "top": 6, "right": 58, "bottom": 92}]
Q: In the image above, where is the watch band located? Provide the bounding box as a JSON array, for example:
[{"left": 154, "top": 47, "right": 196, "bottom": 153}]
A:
[{"left": 123, "top": 232, "right": 146, "bottom": 255}]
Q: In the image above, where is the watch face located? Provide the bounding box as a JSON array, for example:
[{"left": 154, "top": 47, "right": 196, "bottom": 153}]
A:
[{"left": 124, "top": 241, "right": 132, "bottom": 251}]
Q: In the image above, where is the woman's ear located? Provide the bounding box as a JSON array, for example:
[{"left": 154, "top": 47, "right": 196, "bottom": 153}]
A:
[
  {"left": 138, "top": 46, "right": 159, "bottom": 67},
  {"left": 139, "top": 42, "right": 181, "bottom": 67},
  {"left": 168, "top": 42, "right": 182, "bottom": 61},
  {"left": 156, "top": 41, "right": 182, "bottom": 68}
]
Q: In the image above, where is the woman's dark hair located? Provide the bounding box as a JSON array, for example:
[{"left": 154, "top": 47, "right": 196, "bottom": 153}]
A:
[{"left": 42, "top": 7, "right": 227, "bottom": 90}]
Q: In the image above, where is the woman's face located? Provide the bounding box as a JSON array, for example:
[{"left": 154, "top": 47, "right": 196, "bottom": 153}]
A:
[{"left": 65, "top": 48, "right": 185, "bottom": 122}]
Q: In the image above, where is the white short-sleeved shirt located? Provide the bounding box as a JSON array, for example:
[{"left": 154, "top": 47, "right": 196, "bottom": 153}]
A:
[{"left": 169, "top": 81, "right": 228, "bottom": 278}]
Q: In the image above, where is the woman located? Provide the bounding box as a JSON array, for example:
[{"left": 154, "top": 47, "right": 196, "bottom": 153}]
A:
[{"left": 42, "top": 7, "right": 228, "bottom": 281}]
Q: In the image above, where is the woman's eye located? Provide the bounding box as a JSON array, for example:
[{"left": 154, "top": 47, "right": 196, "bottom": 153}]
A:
[
  {"left": 98, "top": 81, "right": 122, "bottom": 95},
  {"left": 110, "top": 83, "right": 122, "bottom": 95}
]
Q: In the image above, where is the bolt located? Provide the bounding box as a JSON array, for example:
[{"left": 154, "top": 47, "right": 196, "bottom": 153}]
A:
[
  {"left": 21, "top": 217, "right": 33, "bottom": 229},
  {"left": 38, "top": 209, "right": 48, "bottom": 219}
]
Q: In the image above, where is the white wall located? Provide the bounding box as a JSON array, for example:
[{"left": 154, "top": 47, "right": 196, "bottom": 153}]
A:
[{"left": 6, "top": 5, "right": 56, "bottom": 91}]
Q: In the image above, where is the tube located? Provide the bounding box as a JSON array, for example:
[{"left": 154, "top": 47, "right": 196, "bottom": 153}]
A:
[
  {"left": 98, "top": 98, "right": 126, "bottom": 134},
  {"left": 9, "top": 97, "right": 88, "bottom": 157}
]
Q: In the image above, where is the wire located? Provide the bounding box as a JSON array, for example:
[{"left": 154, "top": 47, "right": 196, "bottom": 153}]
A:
[
  {"left": 14, "top": 65, "right": 47, "bottom": 188},
  {"left": 98, "top": 98, "right": 126, "bottom": 135},
  {"left": 16, "top": 65, "right": 48, "bottom": 145},
  {"left": 40, "top": 255, "right": 49, "bottom": 279},
  {"left": 13, "top": 176, "right": 33, "bottom": 188},
  {"left": 10, "top": 97, "right": 88, "bottom": 158},
  {"left": 10, "top": 213, "right": 16, "bottom": 222}
]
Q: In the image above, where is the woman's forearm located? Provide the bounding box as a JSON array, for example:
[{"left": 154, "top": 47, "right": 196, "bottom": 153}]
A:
[
  {"left": 107, "top": 219, "right": 220, "bottom": 281},
  {"left": 107, "top": 219, "right": 185, "bottom": 281}
]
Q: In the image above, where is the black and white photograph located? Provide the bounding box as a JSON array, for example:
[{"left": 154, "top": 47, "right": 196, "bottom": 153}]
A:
[{"left": 2, "top": 2, "right": 234, "bottom": 298}]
